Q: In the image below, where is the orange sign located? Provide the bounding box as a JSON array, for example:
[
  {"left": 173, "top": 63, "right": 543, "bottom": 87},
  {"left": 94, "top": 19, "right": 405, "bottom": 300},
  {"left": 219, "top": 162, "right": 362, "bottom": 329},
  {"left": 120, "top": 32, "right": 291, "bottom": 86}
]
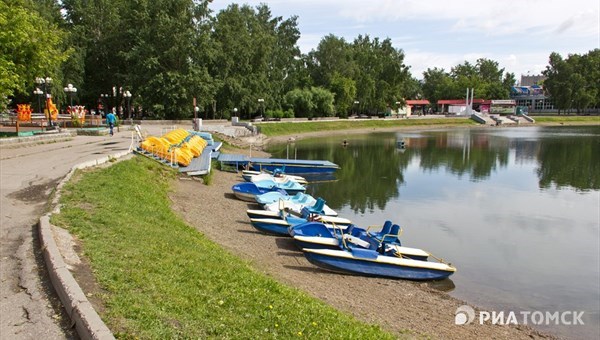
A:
[{"left": 16, "top": 104, "right": 32, "bottom": 122}]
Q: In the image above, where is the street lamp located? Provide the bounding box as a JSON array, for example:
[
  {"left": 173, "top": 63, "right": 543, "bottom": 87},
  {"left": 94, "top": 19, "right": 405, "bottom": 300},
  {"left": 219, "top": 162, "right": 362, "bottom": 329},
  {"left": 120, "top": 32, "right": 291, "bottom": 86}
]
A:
[
  {"left": 36, "top": 76, "right": 53, "bottom": 127},
  {"left": 63, "top": 84, "right": 77, "bottom": 107},
  {"left": 33, "top": 88, "right": 43, "bottom": 113},
  {"left": 353, "top": 100, "right": 359, "bottom": 116},
  {"left": 233, "top": 107, "right": 238, "bottom": 117},
  {"left": 100, "top": 94, "right": 110, "bottom": 115},
  {"left": 258, "top": 98, "right": 264, "bottom": 118},
  {"left": 123, "top": 90, "right": 132, "bottom": 120}
]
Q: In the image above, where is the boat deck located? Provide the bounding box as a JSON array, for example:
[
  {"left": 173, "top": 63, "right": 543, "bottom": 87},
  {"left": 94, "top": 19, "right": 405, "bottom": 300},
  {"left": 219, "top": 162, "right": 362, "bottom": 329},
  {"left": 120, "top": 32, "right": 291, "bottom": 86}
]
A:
[{"left": 217, "top": 154, "right": 339, "bottom": 174}]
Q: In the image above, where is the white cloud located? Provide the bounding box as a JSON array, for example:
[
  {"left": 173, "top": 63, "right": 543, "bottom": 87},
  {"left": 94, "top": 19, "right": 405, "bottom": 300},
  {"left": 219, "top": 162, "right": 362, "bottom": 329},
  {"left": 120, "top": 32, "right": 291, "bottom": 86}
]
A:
[{"left": 337, "top": 0, "right": 599, "bottom": 38}]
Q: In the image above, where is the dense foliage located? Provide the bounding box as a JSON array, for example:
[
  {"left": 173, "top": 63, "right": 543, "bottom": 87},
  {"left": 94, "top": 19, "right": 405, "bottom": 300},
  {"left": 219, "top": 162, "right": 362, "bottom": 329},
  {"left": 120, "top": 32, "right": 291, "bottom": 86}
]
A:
[
  {"left": 2, "top": 1, "right": 597, "bottom": 116},
  {"left": 421, "top": 59, "right": 516, "bottom": 111},
  {"left": 543, "top": 50, "right": 600, "bottom": 114}
]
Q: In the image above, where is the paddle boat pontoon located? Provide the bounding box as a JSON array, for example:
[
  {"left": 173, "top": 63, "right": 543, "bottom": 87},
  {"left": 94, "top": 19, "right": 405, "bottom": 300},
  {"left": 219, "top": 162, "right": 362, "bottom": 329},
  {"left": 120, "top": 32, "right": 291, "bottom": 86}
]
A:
[{"left": 249, "top": 211, "right": 352, "bottom": 236}]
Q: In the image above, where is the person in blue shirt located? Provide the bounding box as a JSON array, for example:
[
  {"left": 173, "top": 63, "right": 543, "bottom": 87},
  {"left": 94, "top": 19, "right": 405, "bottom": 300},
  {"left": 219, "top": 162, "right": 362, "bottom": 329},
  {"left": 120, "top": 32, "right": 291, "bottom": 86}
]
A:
[{"left": 106, "top": 108, "right": 117, "bottom": 136}]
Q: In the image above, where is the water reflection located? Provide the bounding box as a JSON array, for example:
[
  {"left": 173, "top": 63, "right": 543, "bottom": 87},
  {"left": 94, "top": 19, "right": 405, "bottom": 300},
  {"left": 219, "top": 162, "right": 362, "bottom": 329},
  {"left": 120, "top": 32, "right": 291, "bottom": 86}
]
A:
[{"left": 268, "top": 126, "right": 600, "bottom": 339}]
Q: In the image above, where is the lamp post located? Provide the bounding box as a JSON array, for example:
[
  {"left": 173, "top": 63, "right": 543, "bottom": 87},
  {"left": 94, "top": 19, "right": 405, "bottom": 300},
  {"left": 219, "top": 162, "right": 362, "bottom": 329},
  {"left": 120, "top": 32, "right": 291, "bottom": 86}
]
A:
[
  {"left": 258, "top": 98, "right": 264, "bottom": 119},
  {"left": 100, "top": 94, "right": 110, "bottom": 115},
  {"left": 123, "top": 90, "right": 132, "bottom": 121},
  {"left": 63, "top": 84, "right": 77, "bottom": 108},
  {"left": 233, "top": 107, "right": 238, "bottom": 117},
  {"left": 36, "top": 76, "right": 52, "bottom": 127},
  {"left": 33, "top": 88, "right": 44, "bottom": 114},
  {"left": 353, "top": 100, "right": 359, "bottom": 116}
]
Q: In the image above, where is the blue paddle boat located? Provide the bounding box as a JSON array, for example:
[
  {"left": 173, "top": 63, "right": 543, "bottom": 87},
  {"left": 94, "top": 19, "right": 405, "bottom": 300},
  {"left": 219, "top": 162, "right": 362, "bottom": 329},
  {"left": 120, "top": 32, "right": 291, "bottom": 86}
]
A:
[
  {"left": 232, "top": 183, "right": 286, "bottom": 202},
  {"left": 254, "top": 178, "right": 306, "bottom": 195},
  {"left": 255, "top": 191, "right": 314, "bottom": 206},
  {"left": 248, "top": 197, "right": 337, "bottom": 218},
  {"left": 302, "top": 247, "right": 455, "bottom": 281},
  {"left": 249, "top": 211, "right": 352, "bottom": 236},
  {"left": 299, "top": 223, "right": 456, "bottom": 280},
  {"left": 290, "top": 221, "right": 429, "bottom": 261},
  {"left": 242, "top": 170, "right": 308, "bottom": 185}
]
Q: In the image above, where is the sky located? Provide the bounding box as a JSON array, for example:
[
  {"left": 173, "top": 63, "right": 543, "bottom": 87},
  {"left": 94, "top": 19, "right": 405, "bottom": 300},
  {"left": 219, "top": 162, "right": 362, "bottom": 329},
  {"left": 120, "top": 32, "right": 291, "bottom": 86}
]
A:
[{"left": 209, "top": 0, "right": 599, "bottom": 82}]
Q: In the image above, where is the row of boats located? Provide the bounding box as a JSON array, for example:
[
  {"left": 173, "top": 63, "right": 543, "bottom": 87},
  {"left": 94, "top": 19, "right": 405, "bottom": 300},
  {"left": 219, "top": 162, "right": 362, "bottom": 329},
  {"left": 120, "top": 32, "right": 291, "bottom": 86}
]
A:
[{"left": 232, "top": 170, "right": 456, "bottom": 281}]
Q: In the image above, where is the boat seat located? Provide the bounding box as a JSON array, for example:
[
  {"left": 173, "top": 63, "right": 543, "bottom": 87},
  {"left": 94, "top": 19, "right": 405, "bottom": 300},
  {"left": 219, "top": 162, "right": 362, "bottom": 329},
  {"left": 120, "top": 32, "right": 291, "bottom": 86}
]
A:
[
  {"left": 306, "top": 198, "right": 326, "bottom": 214},
  {"left": 381, "top": 224, "right": 402, "bottom": 244},
  {"left": 372, "top": 220, "right": 392, "bottom": 238}
]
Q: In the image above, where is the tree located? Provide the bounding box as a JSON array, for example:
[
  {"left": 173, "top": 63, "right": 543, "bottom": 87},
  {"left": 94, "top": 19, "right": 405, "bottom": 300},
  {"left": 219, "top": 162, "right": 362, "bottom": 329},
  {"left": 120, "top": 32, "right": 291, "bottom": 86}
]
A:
[
  {"left": 310, "top": 86, "right": 335, "bottom": 117},
  {"left": 284, "top": 88, "right": 314, "bottom": 117},
  {"left": 329, "top": 73, "right": 356, "bottom": 117},
  {"left": 211, "top": 4, "right": 301, "bottom": 119},
  {"left": 422, "top": 67, "right": 452, "bottom": 110},
  {"left": 544, "top": 52, "right": 572, "bottom": 113},
  {"left": 0, "top": 0, "right": 69, "bottom": 111}
]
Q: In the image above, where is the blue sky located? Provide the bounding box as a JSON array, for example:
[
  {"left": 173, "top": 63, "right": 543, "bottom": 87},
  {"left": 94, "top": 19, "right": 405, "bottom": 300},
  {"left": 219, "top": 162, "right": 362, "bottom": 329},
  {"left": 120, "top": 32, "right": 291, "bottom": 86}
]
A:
[{"left": 209, "top": 0, "right": 599, "bottom": 82}]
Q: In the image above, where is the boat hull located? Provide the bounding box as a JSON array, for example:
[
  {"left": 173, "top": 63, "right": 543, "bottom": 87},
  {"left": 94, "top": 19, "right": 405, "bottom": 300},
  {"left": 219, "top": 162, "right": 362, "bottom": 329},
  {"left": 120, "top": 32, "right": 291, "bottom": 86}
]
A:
[
  {"left": 250, "top": 218, "right": 291, "bottom": 236},
  {"left": 303, "top": 248, "right": 455, "bottom": 281},
  {"left": 252, "top": 163, "right": 338, "bottom": 175}
]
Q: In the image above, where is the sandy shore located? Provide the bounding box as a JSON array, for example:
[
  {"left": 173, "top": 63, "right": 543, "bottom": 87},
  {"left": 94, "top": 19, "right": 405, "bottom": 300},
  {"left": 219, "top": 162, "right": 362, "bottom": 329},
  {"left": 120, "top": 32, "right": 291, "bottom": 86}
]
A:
[{"left": 168, "top": 138, "right": 555, "bottom": 339}]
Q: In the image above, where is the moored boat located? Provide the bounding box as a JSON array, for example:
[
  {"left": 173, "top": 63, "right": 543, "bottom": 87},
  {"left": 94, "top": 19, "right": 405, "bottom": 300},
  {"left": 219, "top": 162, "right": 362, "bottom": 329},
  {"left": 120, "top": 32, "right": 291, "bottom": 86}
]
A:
[
  {"left": 302, "top": 247, "right": 456, "bottom": 280},
  {"left": 249, "top": 213, "right": 352, "bottom": 236},
  {"left": 290, "top": 221, "right": 429, "bottom": 261},
  {"left": 232, "top": 182, "right": 286, "bottom": 202},
  {"left": 254, "top": 178, "right": 306, "bottom": 195},
  {"left": 242, "top": 170, "right": 308, "bottom": 185}
]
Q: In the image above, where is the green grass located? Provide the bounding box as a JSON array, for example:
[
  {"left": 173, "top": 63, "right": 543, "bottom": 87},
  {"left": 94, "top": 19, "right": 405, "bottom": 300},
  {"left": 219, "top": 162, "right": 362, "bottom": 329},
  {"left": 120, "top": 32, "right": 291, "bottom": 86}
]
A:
[
  {"left": 51, "top": 156, "right": 396, "bottom": 339},
  {"left": 532, "top": 116, "right": 600, "bottom": 124},
  {"left": 256, "top": 118, "right": 477, "bottom": 136}
]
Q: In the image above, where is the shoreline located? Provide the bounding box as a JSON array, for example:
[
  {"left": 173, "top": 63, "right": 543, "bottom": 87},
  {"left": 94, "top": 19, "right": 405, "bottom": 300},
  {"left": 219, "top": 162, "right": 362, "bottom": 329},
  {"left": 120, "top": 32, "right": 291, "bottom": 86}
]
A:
[
  {"left": 168, "top": 123, "right": 576, "bottom": 338},
  {"left": 169, "top": 169, "right": 554, "bottom": 339},
  {"left": 241, "top": 120, "right": 600, "bottom": 149}
]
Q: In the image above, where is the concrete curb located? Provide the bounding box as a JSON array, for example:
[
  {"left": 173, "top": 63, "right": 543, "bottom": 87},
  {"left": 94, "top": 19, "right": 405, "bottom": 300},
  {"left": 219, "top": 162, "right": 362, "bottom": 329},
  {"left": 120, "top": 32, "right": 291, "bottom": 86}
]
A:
[
  {"left": 0, "top": 131, "right": 77, "bottom": 147},
  {"left": 40, "top": 150, "right": 132, "bottom": 340}
]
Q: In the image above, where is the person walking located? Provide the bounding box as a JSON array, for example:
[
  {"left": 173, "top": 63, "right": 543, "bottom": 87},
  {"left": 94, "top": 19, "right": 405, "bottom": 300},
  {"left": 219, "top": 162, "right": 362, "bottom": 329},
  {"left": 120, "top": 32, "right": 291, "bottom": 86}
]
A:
[{"left": 106, "top": 108, "right": 117, "bottom": 136}]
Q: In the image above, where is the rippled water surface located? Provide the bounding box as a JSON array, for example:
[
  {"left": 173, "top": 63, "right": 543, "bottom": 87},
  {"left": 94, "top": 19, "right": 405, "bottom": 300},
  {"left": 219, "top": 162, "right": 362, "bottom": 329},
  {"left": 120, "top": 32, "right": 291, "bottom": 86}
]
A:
[{"left": 268, "top": 126, "right": 600, "bottom": 339}]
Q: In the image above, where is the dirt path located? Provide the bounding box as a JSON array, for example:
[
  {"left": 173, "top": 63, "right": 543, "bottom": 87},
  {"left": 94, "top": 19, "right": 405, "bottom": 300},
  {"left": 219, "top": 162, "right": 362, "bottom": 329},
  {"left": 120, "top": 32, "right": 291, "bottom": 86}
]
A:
[{"left": 169, "top": 169, "right": 554, "bottom": 339}]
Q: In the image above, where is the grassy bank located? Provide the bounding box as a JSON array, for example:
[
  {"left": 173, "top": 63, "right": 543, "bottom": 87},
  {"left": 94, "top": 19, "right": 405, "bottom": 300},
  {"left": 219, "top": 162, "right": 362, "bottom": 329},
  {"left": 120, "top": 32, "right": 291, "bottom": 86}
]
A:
[
  {"left": 51, "top": 156, "right": 395, "bottom": 339},
  {"left": 256, "top": 117, "right": 477, "bottom": 136},
  {"left": 532, "top": 116, "right": 599, "bottom": 124},
  {"left": 256, "top": 116, "right": 599, "bottom": 137}
]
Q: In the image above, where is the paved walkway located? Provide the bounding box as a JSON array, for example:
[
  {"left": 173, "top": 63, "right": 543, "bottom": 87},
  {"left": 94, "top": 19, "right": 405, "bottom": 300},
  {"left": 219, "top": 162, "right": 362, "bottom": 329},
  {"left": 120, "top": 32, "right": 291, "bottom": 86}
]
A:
[{"left": 0, "top": 125, "right": 169, "bottom": 339}]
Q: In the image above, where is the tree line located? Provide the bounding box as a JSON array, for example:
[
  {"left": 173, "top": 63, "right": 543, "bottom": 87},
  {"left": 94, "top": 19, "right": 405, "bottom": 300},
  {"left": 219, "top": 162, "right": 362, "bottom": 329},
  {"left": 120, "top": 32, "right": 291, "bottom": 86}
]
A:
[
  {"left": 2, "top": 0, "right": 598, "bottom": 118},
  {"left": 543, "top": 50, "right": 600, "bottom": 114}
]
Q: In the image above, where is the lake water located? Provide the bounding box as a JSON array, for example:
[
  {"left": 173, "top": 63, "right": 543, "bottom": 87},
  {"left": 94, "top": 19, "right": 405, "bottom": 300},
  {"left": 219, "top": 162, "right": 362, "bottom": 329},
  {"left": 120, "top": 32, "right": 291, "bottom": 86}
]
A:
[{"left": 268, "top": 126, "right": 600, "bottom": 339}]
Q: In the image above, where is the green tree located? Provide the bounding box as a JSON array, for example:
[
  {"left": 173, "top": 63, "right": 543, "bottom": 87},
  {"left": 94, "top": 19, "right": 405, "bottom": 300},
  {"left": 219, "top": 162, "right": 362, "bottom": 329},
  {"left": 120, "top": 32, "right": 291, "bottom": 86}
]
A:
[
  {"left": 329, "top": 73, "right": 356, "bottom": 117},
  {"left": 310, "top": 86, "right": 335, "bottom": 117},
  {"left": 211, "top": 4, "right": 301, "bottom": 119},
  {"left": 543, "top": 52, "right": 573, "bottom": 113},
  {"left": 0, "top": 0, "right": 68, "bottom": 111},
  {"left": 283, "top": 88, "right": 314, "bottom": 117},
  {"left": 422, "top": 67, "right": 452, "bottom": 110}
]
